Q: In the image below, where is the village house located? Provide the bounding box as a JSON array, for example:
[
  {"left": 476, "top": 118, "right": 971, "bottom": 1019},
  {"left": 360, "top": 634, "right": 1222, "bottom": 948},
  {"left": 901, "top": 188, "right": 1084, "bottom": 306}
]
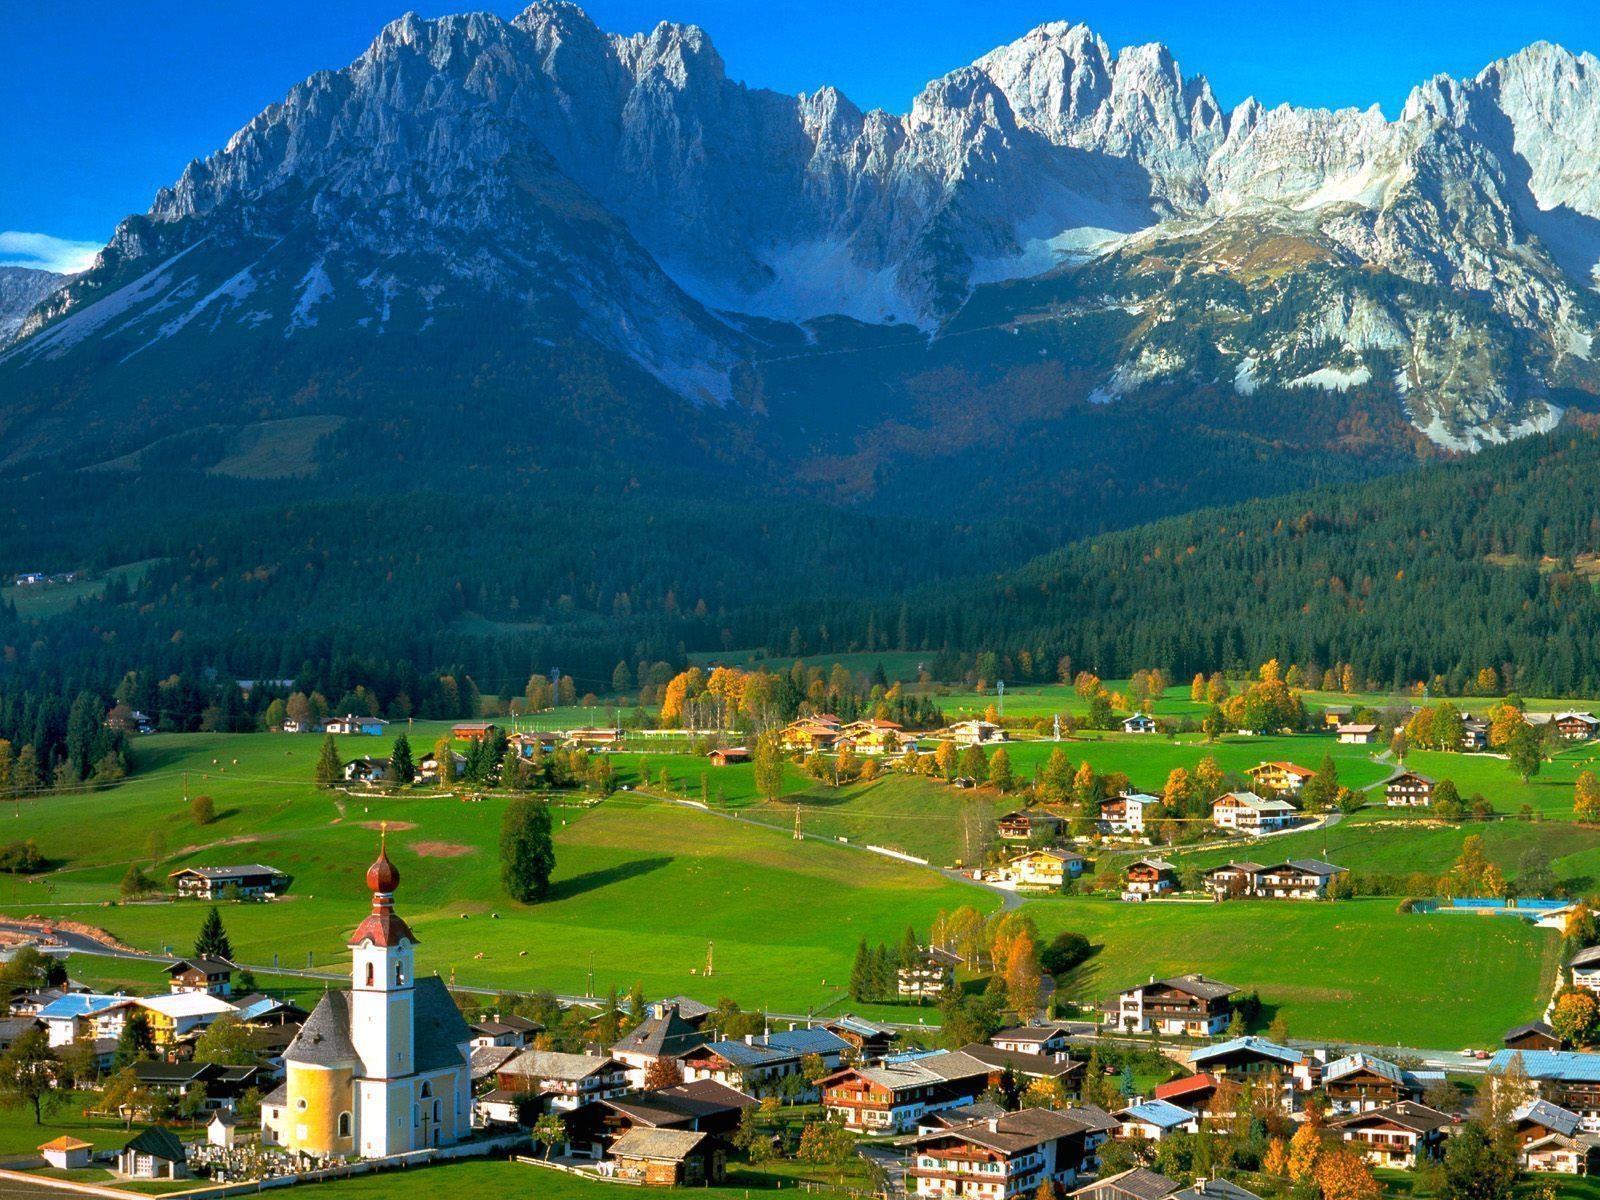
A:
[
  {"left": 943, "top": 720, "right": 1008, "bottom": 747},
  {"left": 1251, "top": 859, "right": 1348, "bottom": 900},
  {"left": 1009, "top": 848, "right": 1087, "bottom": 888},
  {"left": 1152, "top": 1074, "right": 1220, "bottom": 1121},
  {"left": 676, "top": 1027, "right": 849, "bottom": 1099},
  {"left": 234, "top": 993, "right": 309, "bottom": 1027},
  {"left": 131, "top": 1061, "right": 266, "bottom": 1113},
  {"left": 488, "top": 1051, "right": 630, "bottom": 1120},
  {"left": 563, "top": 1079, "right": 754, "bottom": 1159},
  {"left": 1461, "top": 719, "right": 1489, "bottom": 751},
  {"left": 1187, "top": 1038, "right": 1315, "bottom": 1098},
  {"left": 610, "top": 1002, "right": 710, "bottom": 1089},
  {"left": 1556, "top": 713, "right": 1600, "bottom": 741},
  {"left": 136, "top": 993, "right": 237, "bottom": 1047},
  {"left": 1570, "top": 946, "right": 1600, "bottom": 994},
  {"left": 840, "top": 719, "right": 907, "bottom": 755},
  {"left": 1510, "top": 1099, "right": 1600, "bottom": 1174},
  {"left": 821, "top": 1050, "right": 996, "bottom": 1133},
  {"left": 1203, "top": 862, "right": 1265, "bottom": 899},
  {"left": 1210, "top": 792, "right": 1298, "bottom": 834},
  {"left": 991, "top": 1024, "right": 1079, "bottom": 1056},
  {"left": 37, "top": 994, "right": 136, "bottom": 1047},
  {"left": 1506, "top": 1021, "right": 1566, "bottom": 1052},
  {"left": 1385, "top": 771, "right": 1435, "bottom": 807},
  {"left": 899, "top": 947, "right": 960, "bottom": 1000},
  {"left": 167, "top": 863, "right": 288, "bottom": 900},
  {"left": 822, "top": 1015, "right": 899, "bottom": 1061},
  {"left": 1321, "top": 706, "right": 1353, "bottom": 728},
  {"left": 1488, "top": 1051, "right": 1600, "bottom": 1130},
  {"left": 1336, "top": 723, "right": 1380, "bottom": 745},
  {"left": 1121, "top": 714, "right": 1158, "bottom": 735},
  {"left": 1122, "top": 858, "right": 1178, "bottom": 898},
  {"left": 165, "top": 958, "right": 234, "bottom": 997},
  {"left": 1104, "top": 976, "right": 1237, "bottom": 1037},
  {"left": 610, "top": 1127, "right": 730, "bottom": 1186},
  {"left": 451, "top": 722, "right": 496, "bottom": 741},
  {"left": 909, "top": 1106, "right": 1120, "bottom": 1199},
  {"left": 998, "top": 811, "right": 1065, "bottom": 841},
  {"left": 1331, "top": 1102, "right": 1452, "bottom": 1168},
  {"left": 324, "top": 714, "right": 388, "bottom": 736},
  {"left": 707, "top": 747, "right": 751, "bottom": 767},
  {"left": 1115, "top": 1099, "right": 1200, "bottom": 1142},
  {"left": 1069, "top": 1168, "right": 1178, "bottom": 1200},
  {"left": 468, "top": 1013, "right": 544, "bottom": 1049},
  {"left": 1245, "top": 762, "right": 1315, "bottom": 796},
  {"left": 1322, "top": 1054, "right": 1444, "bottom": 1112},
  {"left": 418, "top": 749, "right": 467, "bottom": 783},
  {"left": 960, "top": 1043, "right": 1084, "bottom": 1092},
  {"left": 342, "top": 756, "right": 390, "bottom": 784},
  {"left": 38, "top": 1136, "right": 93, "bottom": 1171},
  {"left": 1100, "top": 793, "right": 1157, "bottom": 836},
  {"left": 780, "top": 718, "right": 842, "bottom": 753}
]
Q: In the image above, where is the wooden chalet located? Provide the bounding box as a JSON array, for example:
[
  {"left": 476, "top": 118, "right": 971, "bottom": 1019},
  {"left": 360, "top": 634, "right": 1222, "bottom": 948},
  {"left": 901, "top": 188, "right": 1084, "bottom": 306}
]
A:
[
  {"left": 167, "top": 863, "right": 287, "bottom": 900},
  {"left": 564, "top": 1080, "right": 754, "bottom": 1158},
  {"left": 610, "top": 1127, "right": 729, "bottom": 1186},
  {"left": 990, "top": 1023, "right": 1079, "bottom": 1055},
  {"left": 1210, "top": 791, "right": 1298, "bottom": 833},
  {"left": 1009, "top": 848, "right": 1087, "bottom": 888},
  {"left": 1152, "top": 1073, "right": 1219, "bottom": 1120},
  {"left": 1336, "top": 723, "right": 1380, "bottom": 744},
  {"left": 165, "top": 958, "right": 233, "bottom": 997},
  {"left": 451, "top": 722, "right": 496, "bottom": 741},
  {"left": 1488, "top": 1051, "right": 1600, "bottom": 1129},
  {"left": 707, "top": 747, "right": 751, "bottom": 767},
  {"left": 821, "top": 1050, "right": 995, "bottom": 1133},
  {"left": 1385, "top": 771, "right": 1435, "bottom": 807},
  {"left": 1203, "top": 862, "right": 1265, "bottom": 899},
  {"left": 1556, "top": 713, "right": 1600, "bottom": 741},
  {"left": 1331, "top": 1102, "right": 1452, "bottom": 1168},
  {"left": 908, "top": 1106, "right": 1119, "bottom": 1200},
  {"left": 1122, "top": 858, "right": 1177, "bottom": 897},
  {"left": 489, "top": 1051, "right": 630, "bottom": 1118},
  {"left": 1252, "top": 859, "right": 1347, "bottom": 899},
  {"left": 1245, "top": 761, "right": 1315, "bottom": 795},
  {"left": 1511, "top": 1098, "right": 1600, "bottom": 1174},
  {"left": 960, "top": 1043, "right": 1084, "bottom": 1091},
  {"left": 780, "top": 719, "right": 842, "bottom": 752},
  {"left": 998, "top": 811, "right": 1065, "bottom": 841},
  {"left": 1099, "top": 793, "right": 1155, "bottom": 836},
  {"left": 1571, "top": 945, "right": 1600, "bottom": 994},
  {"left": 1104, "top": 975, "right": 1237, "bottom": 1037},
  {"left": 1187, "top": 1038, "right": 1312, "bottom": 1094},
  {"left": 822, "top": 1015, "right": 899, "bottom": 1061},
  {"left": 1505, "top": 1021, "right": 1566, "bottom": 1052},
  {"left": 1322, "top": 1054, "right": 1443, "bottom": 1112}
]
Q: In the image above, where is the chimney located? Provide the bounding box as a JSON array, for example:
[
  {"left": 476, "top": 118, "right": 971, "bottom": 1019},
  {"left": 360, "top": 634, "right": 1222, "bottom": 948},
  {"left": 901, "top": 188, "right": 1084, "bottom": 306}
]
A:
[
  {"left": 987, "top": 1117, "right": 1000, "bottom": 1132},
  {"left": 745, "top": 1034, "right": 756, "bottom": 1045}
]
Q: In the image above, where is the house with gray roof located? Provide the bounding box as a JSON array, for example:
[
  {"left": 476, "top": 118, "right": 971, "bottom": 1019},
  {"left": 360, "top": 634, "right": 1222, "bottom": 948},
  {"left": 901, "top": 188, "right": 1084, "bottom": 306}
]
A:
[
  {"left": 1512, "top": 1098, "right": 1600, "bottom": 1174},
  {"left": 910, "top": 1106, "right": 1120, "bottom": 1199},
  {"left": 611, "top": 1001, "right": 710, "bottom": 1088}
]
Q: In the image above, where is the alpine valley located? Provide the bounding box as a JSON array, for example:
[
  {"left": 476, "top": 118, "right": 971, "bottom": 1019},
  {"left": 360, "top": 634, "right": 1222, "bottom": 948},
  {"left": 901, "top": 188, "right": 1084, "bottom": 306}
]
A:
[{"left": 4, "top": 2, "right": 1600, "bottom": 688}]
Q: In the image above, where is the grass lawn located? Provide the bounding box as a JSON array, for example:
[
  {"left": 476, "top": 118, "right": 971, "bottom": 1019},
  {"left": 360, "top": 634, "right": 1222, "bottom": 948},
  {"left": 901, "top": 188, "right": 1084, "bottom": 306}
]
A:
[
  {"left": 0, "top": 1103, "right": 153, "bottom": 1157},
  {"left": 1025, "top": 896, "right": 1558, "bottom": 1047}
]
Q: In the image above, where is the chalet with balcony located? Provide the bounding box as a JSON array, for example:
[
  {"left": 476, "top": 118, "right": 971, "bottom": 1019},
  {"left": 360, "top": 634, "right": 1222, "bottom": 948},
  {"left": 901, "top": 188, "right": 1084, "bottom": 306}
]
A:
[
  {"left": 1188, "top": 1038, "right": 1314, "bottom": 1097},
  {"left": 1252, "top": 859, "right": 1347, "bottom": 899},
  {"left": 999, "top": 811, "right": 1064, "bottom": 841},
  {"left": 899, "top": 947, "right": 960, "bottom": 1000},
  {"left": 1322, "top": 1054, "right": 1444, "bottom": 1113},
  {"left": 1100, "top": 793, "right": 1157, "bottom": 836},
  {"left": 1122, "top": 858, "right": 1177, "bottom": 897},
  {"left": 1511, "top": 1099, "right": 1600, "bottom": 1174},
  {"left": 1009, "top": 848, "right": 1087, "bottom": 888},
  {"left": 167, "top": 863, "right": 288, "bottom": 900},
  {"left": 707, "top": 747, "right": 751, "bottom": 767},
  {"left": 1210, "top": 792, "right": 1298, "bottom": 834},
  {"left": 840, "top": 720, "right": 907, "bottom": 755},
  {"left": 677, "top": 1027, "right": 849, "bottom": 1099},
  {"left": 164, "top": 958, "right": 234, "bottom": 998},
  {"left": 488, "top": 1051, "right": 630, "bottom": 1120},
  {"left": 1488, "top": 1051, "right": 1600, "bottom": 1130},
  {"left": 1245, "top": 762, "right": 1314, "bottom": 796},
  {"left": 821, "top": 1015, "right": 899, "bottom": 1061},
  {"left": 779, "top": 719, "right": 842, "bottom": 753},
  {"left": 1385, "top": 772, "right": 1435, "bottom": 807},
  {"left": 1556, "top": 713, "right": 1600, "bottom": 741},
  {"left": 910, "top": 1106, "right": 1119, "bottom": 1200},
  {"left": 943, "top": 721, "right": 1007, "bottom": 747},
  {"left": 960, "top": 1043, "right": 1083, "bottom": 1092},
  {"left": 1152, "top": 1074, "right": 1219, "bottom": 1120},
  {"left": 1570, "top": 946, "right": 1600, "bottom": 994},
  {"left": 562, "top": 1080, "right": 755, "bottom": 1158},
  {"left": 821, "top": 1051, "right": 995, "bottom": 1133},
  {"left": 1121, "top": 714, "right": 1158, "bottom": 735},
  {"left": 1104, "top": 975, "right": 1237, "bottom": 1037},
  {"left": 1115, "top": 1099, "right": 1199, "bottom": 1142},
  {"left": 991, "top": 1024, "right": 1079, "bottom": 1056},
  {"left": 1331, "top": 1102, "right": 1451, "bottom": 1168},
  {"left": 610, "top": 1002, "right": 709, "bottom": 1089},
  {"left": 1203, "top": 862, "right": 1265, "bottom": 899}
]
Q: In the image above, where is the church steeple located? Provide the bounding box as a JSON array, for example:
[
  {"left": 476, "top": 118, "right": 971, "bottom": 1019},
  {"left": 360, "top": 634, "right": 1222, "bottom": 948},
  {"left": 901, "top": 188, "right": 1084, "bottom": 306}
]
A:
[{"left": 348, "top": 825, "right": 417, "bottom": 949}]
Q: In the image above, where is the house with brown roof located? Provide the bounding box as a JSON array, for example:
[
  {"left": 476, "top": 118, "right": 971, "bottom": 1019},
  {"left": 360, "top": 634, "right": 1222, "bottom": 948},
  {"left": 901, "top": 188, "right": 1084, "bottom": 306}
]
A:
[
  {"left": 610, "top": 1127, "right": 729, "bottom": 1186},
  {"left": 1123, "top": 858, "right": 1178, "bottom": 897},
  {"left": 1385, "top": 771, "right": 1435, "bottom": 807},
  {"left": 1009, "top": 848, "right": 1087, "bottom": 888},
  {"left": 564, "top": 1080, "right": 754, "bottom": 1158},
  {"left": 1511, "top": 1098, "right": 1600, "bottom": 1174},
  {"left": 1331, "top": 1101, "right": 1452, "bottom": 1168},
  {"left": 1322, "top": 1054, "right": 1444, "bottom": 1112},
  {"left": 1336, "top": 723, "right": 1380, "bottom": 744},
  {"left": 821, "top": 1051, "right": 995, "bottom": 1133},
  {"left": 909, "top": 1106, "right": 1119, "bottom": 1200},
  {"left": 999, "top": 811, "right": 1064, "bottom": 841},
  {"left": 1246, "top": 762, "right": 1315, "bottom": 795},
  {"left": 1100, "top": 793, "right": 1157, "bottom": 836},
  {"left": 1505, "top": 1021, "right": 1565, "bottom": 1052},
  {"left": 1252, "top": 859, "right": 1348, "bottom": 899},
  {"left": 707, "top": 747, "right": 751, "bottom": 767},
  {"left": 487, "top": 1051, "right": 630, "bottom": 1121},
  {"left": 1210, "top": 792, "right": 1298, "bottom": 834},
  {"left": 1104, "top": 976, "right": 1237, "bottom": 1037}
]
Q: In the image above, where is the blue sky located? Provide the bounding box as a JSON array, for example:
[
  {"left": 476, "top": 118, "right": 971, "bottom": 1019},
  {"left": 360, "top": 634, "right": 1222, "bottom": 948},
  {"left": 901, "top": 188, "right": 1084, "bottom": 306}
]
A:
[{"left": 3, "top": 0, "right": 1593, "bottom": 270}]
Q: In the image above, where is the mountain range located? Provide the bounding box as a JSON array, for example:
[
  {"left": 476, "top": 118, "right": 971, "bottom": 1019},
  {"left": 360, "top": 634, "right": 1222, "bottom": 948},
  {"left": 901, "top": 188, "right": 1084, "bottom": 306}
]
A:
[{"left": 3, "top": 5, "right": 1600, "bottom": 692}]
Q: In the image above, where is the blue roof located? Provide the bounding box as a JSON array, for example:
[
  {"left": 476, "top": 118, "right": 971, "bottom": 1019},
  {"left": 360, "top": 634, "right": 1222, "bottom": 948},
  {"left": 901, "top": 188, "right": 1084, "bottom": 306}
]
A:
[
  {"left": 38, "top": 994, "right": 132, "bottom": 1020},
  {"left": 1489, "top": 1050, "right": 1600, "bottom": 1082},
  {"left": 1190, "top": 1036, "right": 1303, "bottom": 1067},
  {"left": 766, "top": 1027, "right": 849, "bottom": 1056},
  {"left": 1120, "top": 1099, "right": 1196, "bottom": 1128}
]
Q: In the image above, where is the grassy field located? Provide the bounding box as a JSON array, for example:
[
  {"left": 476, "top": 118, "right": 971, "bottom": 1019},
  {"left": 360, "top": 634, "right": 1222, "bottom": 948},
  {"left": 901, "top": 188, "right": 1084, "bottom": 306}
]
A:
[
  {"left": 0, "top": 560, "right": 162, "bottom": 619},
  {"left": 1028, "top": 895, "right": 1558, "bottom": 1047}
]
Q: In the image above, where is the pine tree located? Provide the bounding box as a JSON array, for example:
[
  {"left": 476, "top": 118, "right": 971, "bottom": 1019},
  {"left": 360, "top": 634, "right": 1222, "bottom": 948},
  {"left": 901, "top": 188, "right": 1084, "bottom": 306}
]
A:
[
  {"left": 390, "top": 733, "right": 415, "bottom": 785},
  {"left": 898, "top": 925, "right": 921, "bottom": 971},
  {"left": 849, "top": 938, "right": 872, "bottom": 1001},
  {"left": 114, "top": 1010, "right": 155, "bottom": 1070},
  {"left": 500, "top": 796, "right": 556, "bottom": 903},
  {"left": 195, "top": 906, "right": 234, "bottom": 961},
  {"left": 314, "top": 734, "right": 342, "bottom": 788}
]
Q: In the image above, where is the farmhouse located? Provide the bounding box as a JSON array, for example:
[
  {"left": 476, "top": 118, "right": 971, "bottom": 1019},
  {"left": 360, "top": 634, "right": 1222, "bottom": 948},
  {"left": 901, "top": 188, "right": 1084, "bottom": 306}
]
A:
[
  {"left": 1188, "top": 1038, "right": 1311, "bottom": 1094},
  {"left": 999, "top": 811, "right": 1064, "bottom": 841},
  {"left": 1461, "top": 719, "right": 1489, "bottom": 751},
  {"left": 840, "top": 719, "right": 906, "bottom": 754},
  {"left": 1385, "top": 771, "right": 1435, "bottom": 807},
  {"left": 991, "top": 1023, "right": 1078, "bottom": 1055},
  {"left": 1122, "top": 858, "right": 1177, "bottom": 897},
  {"left": 451, "top": 722, "right": 496, "bottom": 741},
  {"left": 418, "top": 749, "right": 467, "bottom": 783},
  {"left": 1009, "top": 848, "right": 1087, "bottom": 888},
  {"left": 1069, "top": 1168, "right": 1179, "bottom": 1200},
  {"left": 1100, "top": 793, "right": 1157, "bottom": 836},
  {"left": 1121, "top": 714, "right": 1158, "bottom": 735},
  {"left": 610, "top": 1128, "right": 729, "bottom": 1186},
  {"left": 342, "top": 756, "right": 390, "bottom": 784},
  {"left": 468, "top": 1013, "right": 544, "bottom": 1048},
  {"left": 822, "top": 1015, "right": 899, "bottom": 1061},
  {"left": 1570, "top": 946, "right": 1600, "bottom": 994},
  {"left": 780, "top": 719, "right": 842, "bottom": 752},
  {"left": 1203, "top": 862, "right": 1265, "bottom": 899},
  {"left": 1209, "top": 792, "right": 1298, "bottom": 834},
  {"left": 961, "top": 1043, "right": 1084, "bottom": 1091},
  {"left": 1104, "top": 975, "right": 1237, "bottom": 1037},
  {"left": 1506, "top": 1022, "right": 1565, "bottom": 1052},
  {"left": 1510, "top": 1099, "right": 1600, "bottom": 1174},
  {"left": 610, "top": 1001, "right": 709, "bottom": 1089},
  {"left": 136, "top": 992, "right": 237, "bottom": 1046},
  {"left": 1556, "top": 712, "right": 1600, "bottom": 741},
  {"left": 563, "top": 1080, "right": 754, "bottom": 1158},
  {"left": 1245, "top": 762, "right": 1315, "bottom": 795},
  {"left": 908, "top": 1106, "right": 1119, "bottom": 1199},
  {"left": 707, "top": 747, "right": 750, "bottom": 766},
  {"left": 1336, "top": 723, "right": 1379, "bottom": 744},
  {"left": 168, "top": 863, "right": 287, "bottom": 900},
  {"left": 37, "top": 994, "right": 136, "bottom": 1047},
  {"left": 1252, "top": 859, "right": 1347, "bottom": 899},
  {"left": 324, "top": 714, "right": 388, "bottom": 736},
  {"left": 899, "top": 947, "right": 959, "bottom": 1000},
  {"left": 1330, "top": 1102, "right": 1451, "bottom": 1168},
  {"left": 1115, "top": 1099, "right": 1199, "bottom": 1141},
  {"left": 1489, "top": 1051, "right": 1600, "bottom": 1130},
  {"left": 491, "top": 1051, "right": 630, "bottom": 1118},
  {"left": 165, "top": 958, "right": 234, "bottom": 997},
  {"left": 1152, "top": 1074, "right": 1219, "bottom": 1120},
  {"left": 677, "top": 1027, "right": 849, "bottom": 1098},
  {"left": 821, "top": 1051, "right": 995, "bottom": 1133},
  {"left": 1322, "top": 1054, "right": 1444, "bottom": 1112},
  {"left": 943, "top": 720, "right": 1007, "bottom": 746}
]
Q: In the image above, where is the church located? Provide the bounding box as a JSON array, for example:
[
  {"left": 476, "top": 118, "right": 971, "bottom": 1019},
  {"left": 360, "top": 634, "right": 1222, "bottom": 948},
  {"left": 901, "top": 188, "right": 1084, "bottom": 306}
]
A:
[{"left": 261, "top": 834, "right": 472, "bottom": 1158}]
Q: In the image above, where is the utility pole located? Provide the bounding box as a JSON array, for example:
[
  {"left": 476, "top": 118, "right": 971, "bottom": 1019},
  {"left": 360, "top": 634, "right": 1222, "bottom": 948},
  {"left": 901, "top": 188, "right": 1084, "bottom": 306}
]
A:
[
  {"left": 793, "top": 805, "right": 802, "bottom": 840},
  {"left": 183, "top": 770, "right": 189, "bottom": 805},
  {"left": 997, "top": 681, "right": 1005, "bottom": 719},
  {"left": 587, "top": 949, "right": 595, "bottom": 998},
  {"left": 705, "top": 940, "right": 715, "bottom": 978},
  {"left": 1053, "top": 713, "right": 1061, "bottom": 742}
]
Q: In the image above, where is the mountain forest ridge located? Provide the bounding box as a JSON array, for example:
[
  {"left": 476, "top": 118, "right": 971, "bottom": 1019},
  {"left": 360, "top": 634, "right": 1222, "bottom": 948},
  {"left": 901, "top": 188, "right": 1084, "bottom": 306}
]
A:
[{"left": 4, "top": 3, "right": 1600, "bottom": 455}]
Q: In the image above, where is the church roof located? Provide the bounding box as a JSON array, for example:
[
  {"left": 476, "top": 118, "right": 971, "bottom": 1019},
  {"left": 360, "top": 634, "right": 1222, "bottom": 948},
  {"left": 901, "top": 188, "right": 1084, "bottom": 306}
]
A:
[
  {"left": 284, "top": 990, "right": 360, "bottom": 1066},
  {"left": 414, "top": 977, "right": 472, "bottom": 1074}
]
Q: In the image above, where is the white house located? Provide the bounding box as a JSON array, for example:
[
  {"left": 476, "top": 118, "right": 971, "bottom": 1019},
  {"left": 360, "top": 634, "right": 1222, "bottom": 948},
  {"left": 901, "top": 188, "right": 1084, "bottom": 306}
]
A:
[
  {"left": 1210, "top": 791, "right": 1299, "bottom": 834},
  {"left": 1100, "top": 792, "right": 1157, "bottom": 836}
]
